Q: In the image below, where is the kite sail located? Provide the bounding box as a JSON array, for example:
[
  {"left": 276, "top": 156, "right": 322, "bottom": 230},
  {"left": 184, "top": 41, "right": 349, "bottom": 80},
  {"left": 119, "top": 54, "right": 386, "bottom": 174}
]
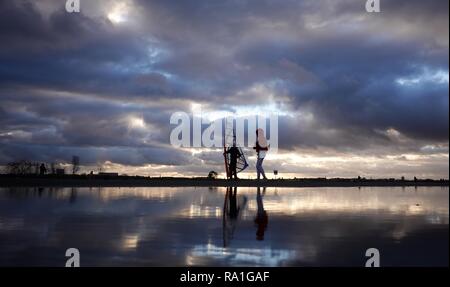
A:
[{"left": 223, "top": 117, "right": 248, "bottom": 179}]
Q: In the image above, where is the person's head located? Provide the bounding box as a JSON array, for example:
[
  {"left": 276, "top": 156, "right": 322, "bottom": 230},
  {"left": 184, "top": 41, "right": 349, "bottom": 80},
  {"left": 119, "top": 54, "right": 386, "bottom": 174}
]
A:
[{"left": 256, "top": 128, "right": 267, "bottom": 148}]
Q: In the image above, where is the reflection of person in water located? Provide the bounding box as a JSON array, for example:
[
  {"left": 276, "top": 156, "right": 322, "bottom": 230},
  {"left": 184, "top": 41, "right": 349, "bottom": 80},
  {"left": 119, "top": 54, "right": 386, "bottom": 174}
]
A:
[
  {"left": 254, "top": 187, "right": 268, "bottom": 241},
  {"left": 228, "top": 186, "right": 239, "bottom": 219},
  {"left": 223, "top": 187, "right": 247, "bottom": 247}
]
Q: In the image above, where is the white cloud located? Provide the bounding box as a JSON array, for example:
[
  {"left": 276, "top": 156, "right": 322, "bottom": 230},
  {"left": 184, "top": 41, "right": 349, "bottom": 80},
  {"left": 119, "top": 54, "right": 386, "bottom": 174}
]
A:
[{"left": 396, "top": 68, "right": 449, "bottom": 86}]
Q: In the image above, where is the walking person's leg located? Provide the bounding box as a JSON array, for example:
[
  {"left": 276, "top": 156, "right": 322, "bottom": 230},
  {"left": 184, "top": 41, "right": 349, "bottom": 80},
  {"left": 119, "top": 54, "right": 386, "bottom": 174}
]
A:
[
  {"left": 232, "top": 166, "right": 238, "bottom": 179},
  {"left": 256, "top": 158, "right": 262, "bottom": 179},
  {"left": 259, "top": 158, "right": 267, "bottom": 179}
]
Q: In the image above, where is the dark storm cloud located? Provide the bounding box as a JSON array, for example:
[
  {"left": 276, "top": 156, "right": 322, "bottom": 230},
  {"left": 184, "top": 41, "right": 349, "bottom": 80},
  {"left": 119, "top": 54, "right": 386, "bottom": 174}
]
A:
[
  {"left": 0, "top": 0, "right": 180, "bottom": 101},
  {"left": 0, "top": 0, "right": 448, "bottom": 173},
  {"left": 136, "top": 0, "right": 448, "bottom": 142}
]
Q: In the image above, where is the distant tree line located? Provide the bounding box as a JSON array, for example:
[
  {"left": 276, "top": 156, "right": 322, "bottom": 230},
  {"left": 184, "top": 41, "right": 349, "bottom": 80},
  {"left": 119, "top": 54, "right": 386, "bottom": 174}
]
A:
[
  {"left": 4, "top": 160, "right": 40, "bottom": 175},
  {"left": 3, "top": 155, "right": 81, "bottom": 175}
]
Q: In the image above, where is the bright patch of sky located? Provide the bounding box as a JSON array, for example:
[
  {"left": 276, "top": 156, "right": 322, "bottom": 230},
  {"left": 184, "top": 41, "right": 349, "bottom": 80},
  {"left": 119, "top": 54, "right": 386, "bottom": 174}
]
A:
[{"left": 396, "top": 68, "right": 449, "bottom": 86}]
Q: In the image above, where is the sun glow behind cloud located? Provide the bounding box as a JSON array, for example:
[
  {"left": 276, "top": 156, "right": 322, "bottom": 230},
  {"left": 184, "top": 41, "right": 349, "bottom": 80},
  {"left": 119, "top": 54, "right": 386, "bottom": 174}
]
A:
[
  {"left": 127, "top": 116, "right": 146, "bottom": 129},
  {"left": 107, "top": 1, "right": 132, "bottom": 24}
]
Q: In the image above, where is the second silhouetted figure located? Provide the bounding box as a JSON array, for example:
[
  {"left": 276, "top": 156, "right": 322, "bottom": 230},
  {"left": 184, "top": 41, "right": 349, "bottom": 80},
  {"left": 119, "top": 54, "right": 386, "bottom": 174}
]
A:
[{"left": 226, "top": 144, "right": 242, "bottom": 179}]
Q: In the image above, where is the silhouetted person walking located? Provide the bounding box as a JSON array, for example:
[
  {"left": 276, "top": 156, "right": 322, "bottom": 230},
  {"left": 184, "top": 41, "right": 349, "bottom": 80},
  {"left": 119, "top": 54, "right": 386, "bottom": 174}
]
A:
[
  {"left": 253, "top": 128, "right": 268, "bottom": 180},
  {"left": 226, "top": 144, "right": 242, "bottom": 179},
  {"left": 39, "top": 163, "right": 47, "bottom": 175}
]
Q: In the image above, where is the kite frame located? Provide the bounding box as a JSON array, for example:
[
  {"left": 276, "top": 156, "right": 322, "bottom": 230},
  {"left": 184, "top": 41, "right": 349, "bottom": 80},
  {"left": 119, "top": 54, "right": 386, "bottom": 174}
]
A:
[{"left": 223, "top": 119, "right": 248, "bottom": 179}]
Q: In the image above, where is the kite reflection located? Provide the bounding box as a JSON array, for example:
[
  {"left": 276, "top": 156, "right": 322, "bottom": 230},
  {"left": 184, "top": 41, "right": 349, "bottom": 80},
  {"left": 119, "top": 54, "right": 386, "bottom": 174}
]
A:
[{"left": 222, "top": 186, "right": 247, "bottom": 247}]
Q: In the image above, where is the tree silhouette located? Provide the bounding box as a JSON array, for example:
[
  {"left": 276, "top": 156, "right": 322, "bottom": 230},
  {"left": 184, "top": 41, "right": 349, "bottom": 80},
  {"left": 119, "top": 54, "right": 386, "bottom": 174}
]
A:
[
  {"left": 72, "top": 156, "right": 80, "bottom": 174},
  {"left": 208, "top": 170, "right": 218, "bottom": 179}
]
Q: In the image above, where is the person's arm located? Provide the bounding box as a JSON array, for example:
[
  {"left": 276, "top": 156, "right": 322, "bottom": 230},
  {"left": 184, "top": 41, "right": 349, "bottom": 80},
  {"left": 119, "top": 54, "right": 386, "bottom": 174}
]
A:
[
  {"left": 254, "top": 142, "right": 260, "bottom": 152},
  {"left": 257, "top": 142, "right": 268, "bottom": 151}
]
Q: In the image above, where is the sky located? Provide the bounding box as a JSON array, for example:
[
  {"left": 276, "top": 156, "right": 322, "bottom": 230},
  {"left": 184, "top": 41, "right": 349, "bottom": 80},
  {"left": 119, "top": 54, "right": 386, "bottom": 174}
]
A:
[{"left": 0, "top": 0, "right": 448, "bottom": 179}]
